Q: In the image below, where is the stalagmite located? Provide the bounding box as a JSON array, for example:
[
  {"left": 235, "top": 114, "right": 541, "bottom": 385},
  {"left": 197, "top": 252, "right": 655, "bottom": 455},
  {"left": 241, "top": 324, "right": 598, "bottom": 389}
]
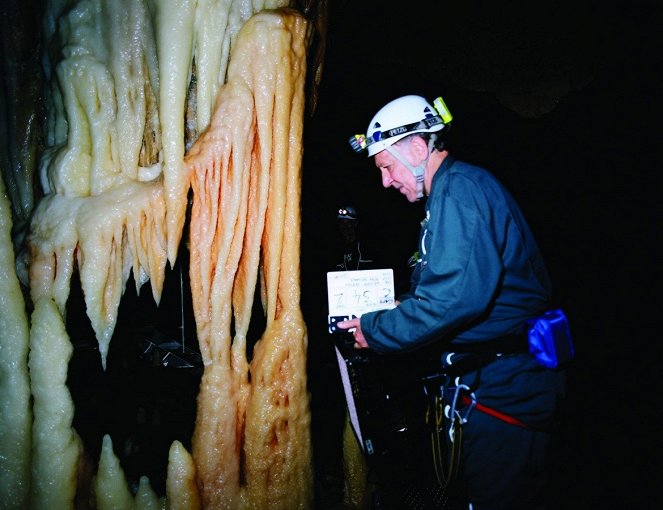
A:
[
  {"left": 94, "top": 434, "right": 134, "bottom": 510},
  {"left": 0, "top": 172, "right": 32, "bottom": 509},
  {"left": 134, "top": 476, "right": 162, "bottom": 510},
  {"left": 28, "top": 297, "right": 81, "bottom": 510},
  {"left": 166, "top": 441, "right": 200, "bottom": 510}
]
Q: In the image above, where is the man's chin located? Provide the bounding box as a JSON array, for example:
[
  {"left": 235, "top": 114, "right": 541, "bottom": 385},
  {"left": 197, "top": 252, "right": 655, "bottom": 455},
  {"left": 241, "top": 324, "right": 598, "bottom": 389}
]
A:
[
  {"left": 402, "top": 190, "right": 417, "bottom": 202},
  {"left": 392, "top": 187, "right": 416, "bottom": 202}
]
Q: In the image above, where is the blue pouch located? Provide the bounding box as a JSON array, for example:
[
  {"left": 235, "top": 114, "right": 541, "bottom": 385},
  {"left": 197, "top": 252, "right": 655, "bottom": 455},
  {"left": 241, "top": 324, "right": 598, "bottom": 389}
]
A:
[{"left": 526, "top": 309, "right": 574, "bottom": 368}]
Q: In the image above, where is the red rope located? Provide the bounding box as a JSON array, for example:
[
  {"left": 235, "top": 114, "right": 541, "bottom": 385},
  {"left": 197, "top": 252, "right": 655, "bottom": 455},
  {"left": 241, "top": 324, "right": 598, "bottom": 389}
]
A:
[{"left": 460, "top": 393, "right": 531, "bottom": 429}]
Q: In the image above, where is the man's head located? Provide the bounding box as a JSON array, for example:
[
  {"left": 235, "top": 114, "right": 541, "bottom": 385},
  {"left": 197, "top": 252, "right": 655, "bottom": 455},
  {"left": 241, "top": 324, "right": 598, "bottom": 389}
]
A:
[
  {"left": 374, "top": 135, "right": 434, "bottom": 202},
  {"left": 349, "top": 95, "right": 452, "bottom": 201}
]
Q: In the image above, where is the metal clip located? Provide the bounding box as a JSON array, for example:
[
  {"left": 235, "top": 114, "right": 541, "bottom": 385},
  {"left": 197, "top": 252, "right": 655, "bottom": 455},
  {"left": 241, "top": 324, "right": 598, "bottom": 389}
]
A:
[
  {"left": 448, "top": 384, "right": 476, "bottom": 442},
  {"left": 458, "top": 389, "right": 476, "bottom": 425}
]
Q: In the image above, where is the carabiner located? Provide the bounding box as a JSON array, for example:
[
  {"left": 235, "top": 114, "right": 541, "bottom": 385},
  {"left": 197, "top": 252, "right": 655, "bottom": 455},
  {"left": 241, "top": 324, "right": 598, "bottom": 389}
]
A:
[
  {"left": 458, "top": 389, "right": 477, "bottom": 425},
  {"left": 447, "top": 384, "right": 477, "bottom": 442}
]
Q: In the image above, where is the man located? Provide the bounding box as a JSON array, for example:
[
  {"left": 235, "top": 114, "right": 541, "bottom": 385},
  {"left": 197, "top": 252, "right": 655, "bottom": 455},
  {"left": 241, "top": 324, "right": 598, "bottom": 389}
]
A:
[
  {"left": 311, "top": 205, "right": 376, "bottom": 509},
  {"left": 339, "top": 95, "right": 568, "bottom": 509},
  {"left": 335, "top": 205, "right": 374, "bottom": 271}
]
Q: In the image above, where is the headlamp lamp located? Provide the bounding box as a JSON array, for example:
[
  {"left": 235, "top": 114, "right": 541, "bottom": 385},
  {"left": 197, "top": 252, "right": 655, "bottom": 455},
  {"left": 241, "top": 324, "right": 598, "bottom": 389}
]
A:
[
  {"left": 337, "top": 207, "right": 358, "bottom": 220},
  {"left": 348, "top": 134, "right": 367, "bottom": 153}
]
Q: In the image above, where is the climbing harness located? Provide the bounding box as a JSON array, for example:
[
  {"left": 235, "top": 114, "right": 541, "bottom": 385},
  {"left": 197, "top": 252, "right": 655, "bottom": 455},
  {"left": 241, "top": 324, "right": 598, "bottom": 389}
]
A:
[{"left": 422, "top": 345, "right": 540, "bottom": 488}]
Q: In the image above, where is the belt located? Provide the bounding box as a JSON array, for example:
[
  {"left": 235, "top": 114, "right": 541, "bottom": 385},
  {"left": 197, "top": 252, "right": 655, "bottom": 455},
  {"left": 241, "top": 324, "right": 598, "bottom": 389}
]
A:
[
  {"left": 441, "top": 332, "right": 529, "bottom": 378},
  {"left": 448, "top": 332, "right": 529, "bottom": 355}
]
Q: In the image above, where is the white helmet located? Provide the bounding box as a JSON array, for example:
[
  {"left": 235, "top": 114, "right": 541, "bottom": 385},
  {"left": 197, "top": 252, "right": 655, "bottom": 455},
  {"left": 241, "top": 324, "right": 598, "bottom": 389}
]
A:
[{"left": 349, "top": 95, "right": 453, "bottom": 157}]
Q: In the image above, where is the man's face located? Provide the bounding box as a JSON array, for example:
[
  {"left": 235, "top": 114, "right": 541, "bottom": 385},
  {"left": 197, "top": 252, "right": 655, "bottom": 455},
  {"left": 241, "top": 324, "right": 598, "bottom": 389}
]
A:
[{"left": 374, "top": 142, "right": 419, "bottom": 203}]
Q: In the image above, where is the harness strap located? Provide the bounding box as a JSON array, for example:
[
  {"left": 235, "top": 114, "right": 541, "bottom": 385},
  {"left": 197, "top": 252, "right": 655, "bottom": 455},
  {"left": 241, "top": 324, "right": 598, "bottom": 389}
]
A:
[{"left": 459, "top": 393, "right": 531, "bottom": 429}]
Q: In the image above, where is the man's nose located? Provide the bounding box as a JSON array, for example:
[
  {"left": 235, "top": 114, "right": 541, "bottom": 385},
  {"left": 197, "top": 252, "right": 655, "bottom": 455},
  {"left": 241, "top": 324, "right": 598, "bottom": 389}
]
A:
[{"left": 381, "top": 169, "right": 393, "bottom": 188}]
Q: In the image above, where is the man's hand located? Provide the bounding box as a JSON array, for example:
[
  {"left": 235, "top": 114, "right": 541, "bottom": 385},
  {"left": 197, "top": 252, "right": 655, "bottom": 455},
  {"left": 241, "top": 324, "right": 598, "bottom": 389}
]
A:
[{"left": 337, "top": 317, "right": 368, "bottom": 349}]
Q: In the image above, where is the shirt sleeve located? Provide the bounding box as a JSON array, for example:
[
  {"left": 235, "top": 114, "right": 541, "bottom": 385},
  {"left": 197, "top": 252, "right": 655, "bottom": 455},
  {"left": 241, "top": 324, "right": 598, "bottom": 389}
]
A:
[{"left": 360, "top": 178, "right": 504, "bottom": 353}]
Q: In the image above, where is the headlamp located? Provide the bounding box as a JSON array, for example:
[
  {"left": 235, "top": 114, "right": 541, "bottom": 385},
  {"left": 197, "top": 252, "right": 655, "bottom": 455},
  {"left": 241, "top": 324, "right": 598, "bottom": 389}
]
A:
[
  {"left": 337, "top": 207, "right": 358, "bottom": 220},
  {"left": 348, "top": 134, "right": 367, "bottom": 153}
]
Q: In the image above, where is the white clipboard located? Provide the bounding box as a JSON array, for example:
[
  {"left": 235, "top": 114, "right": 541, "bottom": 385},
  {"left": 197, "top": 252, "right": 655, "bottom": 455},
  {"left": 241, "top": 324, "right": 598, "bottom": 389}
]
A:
[{"left": 326, "top": 268, "right": 396, "bottom": 318}]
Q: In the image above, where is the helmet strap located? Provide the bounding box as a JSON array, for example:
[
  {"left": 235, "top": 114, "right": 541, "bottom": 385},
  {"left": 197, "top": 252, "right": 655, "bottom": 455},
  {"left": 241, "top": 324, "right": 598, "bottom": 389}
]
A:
[{"left": 385, "top": 136, "right": 436, "bottom": 199}]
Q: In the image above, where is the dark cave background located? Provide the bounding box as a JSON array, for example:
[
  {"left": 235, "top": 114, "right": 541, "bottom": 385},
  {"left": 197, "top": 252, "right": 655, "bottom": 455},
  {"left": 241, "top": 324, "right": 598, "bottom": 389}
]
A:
[{"left": 2, "top": 0, "right": 662, "bottom": 508}]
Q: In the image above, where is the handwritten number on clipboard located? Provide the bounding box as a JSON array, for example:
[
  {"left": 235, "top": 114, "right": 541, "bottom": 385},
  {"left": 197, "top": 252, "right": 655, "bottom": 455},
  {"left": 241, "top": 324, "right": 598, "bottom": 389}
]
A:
[{"left": 353, "top": 289, "right": 363, "bottom": 305}]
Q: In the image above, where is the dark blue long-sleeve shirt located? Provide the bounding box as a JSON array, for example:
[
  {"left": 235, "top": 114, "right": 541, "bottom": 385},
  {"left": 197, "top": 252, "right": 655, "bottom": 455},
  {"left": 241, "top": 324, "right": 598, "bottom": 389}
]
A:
[{"left": 360, "top": 156, "right": 552, "bottom": 353}]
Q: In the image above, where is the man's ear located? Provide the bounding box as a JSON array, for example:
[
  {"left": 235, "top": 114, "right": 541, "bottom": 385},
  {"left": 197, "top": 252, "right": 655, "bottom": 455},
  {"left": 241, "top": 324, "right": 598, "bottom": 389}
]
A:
[{"left": 410, "top": 136, "right": 429, "bottom": 163}]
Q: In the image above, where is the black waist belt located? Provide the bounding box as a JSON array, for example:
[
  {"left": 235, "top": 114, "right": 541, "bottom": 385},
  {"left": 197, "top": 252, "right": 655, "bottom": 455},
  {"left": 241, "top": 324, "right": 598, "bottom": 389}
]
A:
[
  {"left": 441, "top": 333, "right": 529, "bottom": 378},
  {"left": 449, "top": 332, "right": 529, "bottom": 355}
]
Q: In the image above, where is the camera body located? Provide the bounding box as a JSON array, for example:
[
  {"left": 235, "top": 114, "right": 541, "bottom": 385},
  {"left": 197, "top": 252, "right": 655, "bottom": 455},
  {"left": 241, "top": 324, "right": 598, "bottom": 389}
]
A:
[{"left": 327, "top": 314, "right": 357, "bottom": 334}]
